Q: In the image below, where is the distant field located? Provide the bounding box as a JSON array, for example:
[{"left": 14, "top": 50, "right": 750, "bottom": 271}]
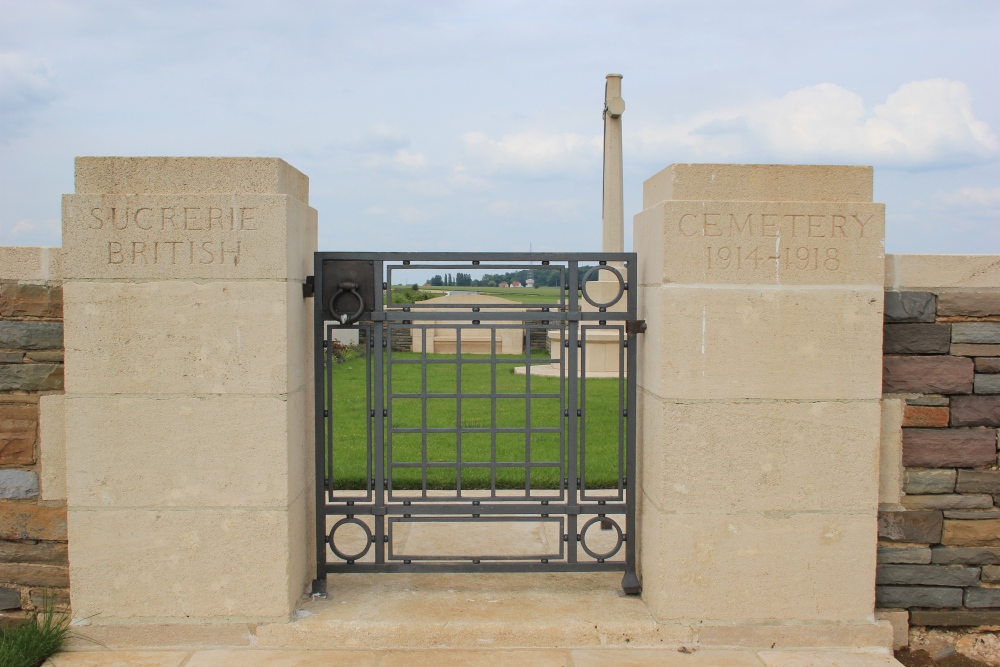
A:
[{"left": 408, "top": 285, "right": 565, "bottom": 305}]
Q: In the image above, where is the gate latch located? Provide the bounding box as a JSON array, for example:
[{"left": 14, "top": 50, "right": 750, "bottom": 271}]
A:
[
  {"left": 303, "top": 276, "right": 315, "bottom": 298},
  {"left": 625, "top": 319, "right": 647, "bottom": 335}
]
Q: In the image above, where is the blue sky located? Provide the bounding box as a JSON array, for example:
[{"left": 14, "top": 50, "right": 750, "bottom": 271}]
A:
[{"left": 1, "top": 0, "right": 998, "bottom": 254}]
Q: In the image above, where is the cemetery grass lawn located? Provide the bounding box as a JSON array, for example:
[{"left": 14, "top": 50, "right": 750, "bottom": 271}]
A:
[
  {"left": 328, "top": 351, "right": 624, "bottom": 490},
  {"left": 417, "top": 285, "right": 563, "bottom": 305}
]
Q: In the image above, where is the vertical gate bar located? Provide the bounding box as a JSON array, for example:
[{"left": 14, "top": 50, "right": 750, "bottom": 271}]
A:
[
  {"left": 566, "top": 261, "right": 579, "bottom": 563},
  {"left": 311, "top": 254, "right": 328, "bottom": 594},
  {"left": 386, "top": 326, "right": 394, "bottom": 501},
  {"left": 618, "top": 325, "right": 625, "bottom": 495},
  {"left": 490, "top": 328, "right": 497, "bottom": 496},
  {"left": 524, "top": 324, "right": 531, "bottom": 496},
  {"left": 455, "top": 327, "right": 462, "bottom": 498},
  {"left": 373, "top": 261, "right": 386, "bottom": 565},
  {"left": 622, "top": 256, "right": 641, "bottom": 594},
  {"left": 579, "top": 326, "right": 587, "bottom": 497},
  {"left": 366, "top": 323, "right": 373, "bottom": 500},
  {"left": 326, "top": 324, "right": 334, "bottom": 502},
  {"left": 421, "top": 327, "right": 428, "bottom": 498}
]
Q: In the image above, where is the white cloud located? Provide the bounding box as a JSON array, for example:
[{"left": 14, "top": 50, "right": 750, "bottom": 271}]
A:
[
  {"left": 0, "top": 52, "right": 56, "bottom": 141},
  {"left": 362, "top": 147, "right": 428, "bottom": 172},
  {"left": 938, "top": 186, "right": 1000, "bottom": 208},
  {"left": 461, "top": 131, "right": 601, "bottom": 176},
  {"left": 637, "top": 80, "right": 998, "bottom": 168}
]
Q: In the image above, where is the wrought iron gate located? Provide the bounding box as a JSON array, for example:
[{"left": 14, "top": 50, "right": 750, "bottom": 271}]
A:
[{"left": 310, "top": 252, "right": 641, "bottom": 594}]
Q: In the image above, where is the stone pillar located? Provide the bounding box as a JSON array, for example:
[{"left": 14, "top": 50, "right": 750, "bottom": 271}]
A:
[
  {"left": 61, "top": 158, "right": 316, "bottom": 623},
  {"left": 634, "top": 164, "right": 889, "bottom": 645}
]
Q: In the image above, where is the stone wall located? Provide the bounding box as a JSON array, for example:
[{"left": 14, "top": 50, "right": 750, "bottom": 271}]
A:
[
  {"left": 878, "top": 255, "right": 1000, "bottom": 631},
  {"left": 0, "top": 247, "right": 68, "bottom": 623}
]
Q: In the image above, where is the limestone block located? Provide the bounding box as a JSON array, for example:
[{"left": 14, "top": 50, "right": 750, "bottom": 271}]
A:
[
  {"left": 883, "top": 356, "right": 973, "bottom": 395},
  {"left": 883, "top": 324, "right": 951, "bottom": 355},
  {"left": 642, "top": 164, "right": 873, "bottom": 207},
  {"left": 953, "top": 344, "right": 1000, "bottom": 357},
  {"left": 881, "top": 398, "right": 904, "bottom": 506},
  {"left": 904, "top": 469, "right": 956, "bottom": 495},
  {"left": 63, "top": 281, "right": 298, "bottom": 395},
  {"left": 976, "top": 358, "right": 1000, "bottom": 373},
  {"left": 875, "top": 586, "right": 962, "bottom": 608},
  {"left": 67, "top": 508, "right": 296, "bottom": 620},
  {"left": 965, "top": 587, "right": 1000, "bottom": 608},
  {"left": 902, "top": 405, "right": 949, "bottom": 428},
  {"left": 957, "top": 470, "right": 1000, "bottom": 494},
  {"left": 932, "top": 547, "right": 1000, "bottom": 565},
  {"left": 0, "top": 363, "right": 62, "bottom": 392},
  {"left": 75, "top": 156, "right": 308, "bottom": 203},
  {"left": 39, "top": 394, "right": 66, "bottom": 501},
  {"left": 954, "top": 323, "right": 1000, "bottom": 345},
  {"left": 0, "top": 469, "right": 38, "bottom": 499},
  {"left": 639, "top": 510, "right": 876, "bottom": 622},
  {"left": 884, "top": 292, "right": 936, "bottom": 323},
  {"left": 939, "top": 292, "right": 1000, "bottom": 318},
  {"left": 62, "top": 193, "right": 315, "bottom": 281},
  {"left": 875, "top": 609, "right": 909, "bottom": 649},
  {"left": 877, "top": 547, "right": 932, "bottom": 564},
  {"left": 902, "top": 428, "right": 996, "bottom": 468},
  {"left": 634, "top": 201, "right": 884, "bottom": 286},
  {"left": 65, "top": 395, "right": 294, "bottom": 508},
  {"left": 0, "top": 283, "right": 62, "bottom": 319},
  {"left": 910, "top": 609, "right": 1000, "bottom": 626},
  {"left": 0, "top": 321, "right": 63, "bottom": 349},
  {"left": 878, "top": 510, "right": 942, "bottom": 543},
  {"left": 942, "top": 519, "right": 1000, "bottom": 546},
  {"left": 638, "top": 286, "right": 883, "bottom": 400},
  {"left": 640, "top": 394, "right": 879, "bottom": 512},
  {"left": 885, "top": 255, "right": 1000, "bottom": 291},
  {"left": 900, "top": 494, "right": 993, "bottom": 510},
  {"left": 975, "top": 374, "right": 1000, "bottom": 395},
  {"left": 876, "top": 564, "right": 980, "bottom": 586},
  {"left": 0, "top": 247, "right": 61, "bottom": 282}
]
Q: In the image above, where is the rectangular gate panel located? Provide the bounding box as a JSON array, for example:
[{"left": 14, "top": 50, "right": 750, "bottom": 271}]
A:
[{"left": 312, "top": 253, "right": 640, "bottom": 593}]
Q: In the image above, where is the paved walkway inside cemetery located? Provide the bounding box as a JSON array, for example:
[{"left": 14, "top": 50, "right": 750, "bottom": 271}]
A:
[{"left": 44, "top": 647, "right": 904, "bottom": 666}]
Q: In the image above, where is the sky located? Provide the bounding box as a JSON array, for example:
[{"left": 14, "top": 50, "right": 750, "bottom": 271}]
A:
[{"left": 1, "top": 0, "right": 998, "bottom": 255}]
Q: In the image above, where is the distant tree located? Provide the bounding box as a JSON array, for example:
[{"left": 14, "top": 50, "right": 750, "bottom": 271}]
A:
[{"left": 430, "top": 275, "right": 444, "bottom": 286}]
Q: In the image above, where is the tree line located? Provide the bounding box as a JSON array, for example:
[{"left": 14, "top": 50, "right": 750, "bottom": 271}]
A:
[{"left": 427, "top": 267, "right": 603, "bottom": 288}]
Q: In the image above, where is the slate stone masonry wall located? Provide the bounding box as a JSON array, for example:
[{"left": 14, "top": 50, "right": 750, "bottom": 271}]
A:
[
  {"left": 878, "top": 288, "right": 1000, "bottom": 627},
  {"left": 0, "top": 279, "right": 68, "bottom": 623}
]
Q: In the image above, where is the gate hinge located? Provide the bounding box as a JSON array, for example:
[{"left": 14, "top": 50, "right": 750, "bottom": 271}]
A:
[
  {"left": 626, "top": 319, "right": 647, "bottom": 335},
  {"left": 303, "top": 276, "right": 315, "bottom": 298}
]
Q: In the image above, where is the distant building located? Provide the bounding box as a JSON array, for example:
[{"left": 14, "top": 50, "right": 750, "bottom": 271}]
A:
[
  {"left": 525, "top": 278, "right": 535, "bottom": 287},
  {"left": 498, "top": 282, "right": 508, "bottom": 288},
  {"left": 511, "top": 281, "right": 521, "bottom": 287}
]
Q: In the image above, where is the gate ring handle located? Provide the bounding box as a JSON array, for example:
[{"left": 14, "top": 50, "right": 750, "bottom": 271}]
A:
[{"left": 329, "top": 281, "right": 365, "bottom": 325}]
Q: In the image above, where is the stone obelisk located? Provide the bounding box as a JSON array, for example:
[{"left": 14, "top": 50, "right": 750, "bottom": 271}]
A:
[{"left": 602, "top": 73, "right": 625, "bottom": 255}]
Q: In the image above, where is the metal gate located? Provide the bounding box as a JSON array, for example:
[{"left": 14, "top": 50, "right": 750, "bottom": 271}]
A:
[{"left": 310, "top": 252, "right": 641, "bottom": 595}]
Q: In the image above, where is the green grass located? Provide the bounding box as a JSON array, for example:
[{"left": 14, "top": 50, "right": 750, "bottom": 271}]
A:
[
  {"left": 328, "top": 351, "right": 623, "bottom": 490},
  {"left": 0, "top": 597, "right": 71, "bottom": 667}
]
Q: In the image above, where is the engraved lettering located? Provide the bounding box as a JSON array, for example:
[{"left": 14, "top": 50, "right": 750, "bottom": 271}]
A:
[
  {"left": 108, "top": 242, "right": 124, "bottom": 264},
  {"left": 164, "top": 241, "right": 183, "bottom": 264},
  {"left": 728, "top": 213, "right": 752, "bottom": 236},
  {"left": 831, "top": 215, "right": 847, "bottom": 237},
  {"left": 161, "top": 208, "right": 179, "bottom": 230},
  {"left": 679, "top": 213, "right": 699, "bottom": 236},
  {"left": 208, "top": 207, "right": 225, "bottom": 231},
  {"left": 853, "top": 214, "right": 873, "bottom": 237},
  {"left": 184, "top": 207, "right": 203, "bottom": 230},
  {"left": 703, "top": 213, "right": 722, "bottom": 237},
  {"left": 135, "top": 208, "right": 153, "bottom": 230},
  {"left": 761, "top": 214, "right": 778, "bottom": 237},
  {"left": 200, "top": 241, "right": 215, "bottom": 264},
  {"left": 785, "top": 214, "right": 806, "bottom": 237},
  {"left": 189, "top": 241, "right": 195, "bottom": 264},
  {"left": 89, "top": 208, "right": 104, "bottom": 229},
  {"left": 132, "top": 241, "right": 147, "bottom": 264},
  {"left": 240, "top": 208, "right": 258, "bottom": 230},
  {"left": 112, "top": 208, "right": 127, "bottom": 230},
  {"left": 807, "top": 215, "right": 825, "bottom": 238},
  {"left": 220, "top": 240, "right": 241, "bottom": 266}
]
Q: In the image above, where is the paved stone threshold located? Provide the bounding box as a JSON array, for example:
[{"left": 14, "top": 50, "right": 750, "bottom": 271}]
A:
[{"left": 45, "top": 647, "right": 903, "bottom": 666}]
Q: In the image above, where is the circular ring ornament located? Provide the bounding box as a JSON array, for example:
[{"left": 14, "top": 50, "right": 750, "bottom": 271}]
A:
[
  {"left": 329, "top": 281, "right": 365, "bottom": 325},
  {"left": 580, "top": 266, "right": 625, "bottom": 309},
  {"left": 580, "top": 516, "right": 623, "bottom": 561},
  {"left": 328, "top": 517, "right": 372, "bottom": 562}
]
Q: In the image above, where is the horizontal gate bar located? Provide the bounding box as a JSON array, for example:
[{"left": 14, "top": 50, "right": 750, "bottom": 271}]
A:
[
  {"left": 323, "top": 503, "right": 627, "bottom": 515},
  {"left": 324, "top": 562, "right": 627, "bottom": 574},
  {"left": 318, "top": 251, "right": 635, "bottom": 261}
]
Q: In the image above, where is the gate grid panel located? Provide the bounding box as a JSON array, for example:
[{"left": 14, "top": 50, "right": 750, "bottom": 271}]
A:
[{"left": 311, "top": 252, "right": 640, "bottom": 595}]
